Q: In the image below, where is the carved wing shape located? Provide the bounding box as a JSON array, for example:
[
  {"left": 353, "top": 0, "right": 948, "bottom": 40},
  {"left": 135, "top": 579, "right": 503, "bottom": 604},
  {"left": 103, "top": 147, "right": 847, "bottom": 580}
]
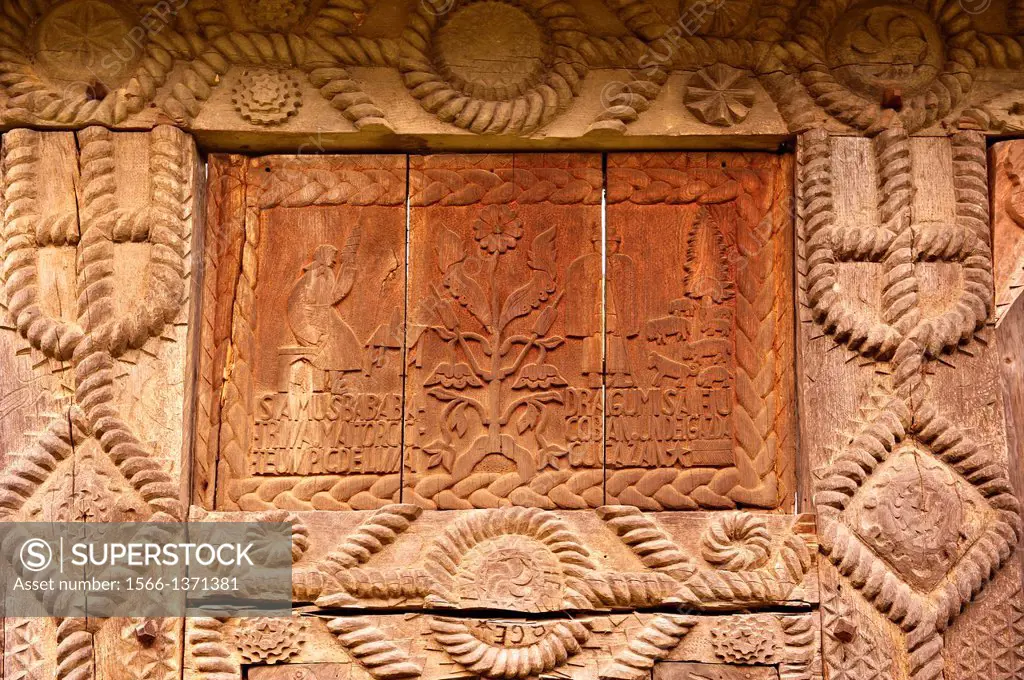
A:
[{"left": 335, "top": 227, "right": 362, "bottom": 302}]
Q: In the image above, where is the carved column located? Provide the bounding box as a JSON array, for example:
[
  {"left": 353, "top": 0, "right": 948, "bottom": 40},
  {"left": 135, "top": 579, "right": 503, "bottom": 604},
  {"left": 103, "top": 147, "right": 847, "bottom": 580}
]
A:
[
  {"left": 0, "top": 126, "right": 202, "bottom": 679},
  {"left": 797, "top": 128, "right": 1022, "bottom": 679}
]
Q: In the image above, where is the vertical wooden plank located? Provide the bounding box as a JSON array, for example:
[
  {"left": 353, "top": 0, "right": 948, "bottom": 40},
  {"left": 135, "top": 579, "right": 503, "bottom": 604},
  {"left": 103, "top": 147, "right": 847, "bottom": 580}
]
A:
[
  {"left": 404, "top": 154, "right": 603, "bottom": 509},
  {"left": 604, "top": 152, "right": 794, "bottom": 511},
  {"left": 193, "top": 155, "right": 248, "bottom": 508},
  {"left": 215, "top": 155, "right": 408, "bottom": 510},
  {"left": 798, "top": 127, "right": 1022, "bottom": 680},
  {"left": 0, "top": 130, "right": 80, "bottom": 520},
  {"left": 0, "top": 126, "right": 201, "bottom": 680},
  {"left": 990, "top": 141, "right": 1024, "bottom": 326}
]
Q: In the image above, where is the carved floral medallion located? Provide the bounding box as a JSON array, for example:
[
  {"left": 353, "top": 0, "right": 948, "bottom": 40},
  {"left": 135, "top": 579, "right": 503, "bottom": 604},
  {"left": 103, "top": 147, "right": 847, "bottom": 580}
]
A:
[
  {"left": 684, "top": 64, "right": 756, "bottom": 127},
  {"left": 400, "top": 0, "right": 587, "bottom": 134},
  {"left": 33, "top": 0, "right": 139, "bottom": 86},
  {"left": 232, "top": 69, "right": 303, "bottom": 126},
  {"left": 846, "top": 449, "right": 983, "bottom": 591},
  {"left": 243, "top": 0, "right": 309, "bottom": 30}
]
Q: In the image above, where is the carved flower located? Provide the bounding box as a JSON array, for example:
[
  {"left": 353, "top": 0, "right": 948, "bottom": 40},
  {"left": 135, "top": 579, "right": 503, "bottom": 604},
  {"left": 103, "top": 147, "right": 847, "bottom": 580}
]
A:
[
  {"left": 232, "top": 69, "right": 302, "bottom": 126},
  {"left": 36, "top": 0, "right": 134, "bottom": 84},
  {"left": 847, "top": 11, "right": 930, "bottom": 82},
  {"left": 425, "top": 362, "right": 483, "bottom": 389},
  {"left": 684, "top": 64, "right": 756, "bottom": 127},
  {"left": 711, "top": 619, "right": 776, "bottom": 664},
  {"left": 473, "top": 205, "right": 524, "bottom": 254},
  {"left": 246, "top": 510, "right": 309, "bottom": 564},
  {"left": 244, "top": 0, "right": 309, "bottom": 30},
  {"left": 701, "top": 512, "right": 771, "bottom": 571},
  {"left": 235, "top": 618, "right": 306, "bottom": 664},
  {"left": 513, "top": 363, "right": 567, "bottom": 389}
]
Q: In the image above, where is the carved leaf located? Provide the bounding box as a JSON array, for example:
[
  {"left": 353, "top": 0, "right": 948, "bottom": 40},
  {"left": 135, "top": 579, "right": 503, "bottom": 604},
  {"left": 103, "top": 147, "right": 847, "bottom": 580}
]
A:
[
  {"left": 528, "top": 226, "right": 558, "bottom": 276},
  {"left": 517, "top": 403, "right": 540, "bottom": 434},
  {"left": 443, "top": 262, "right": 491, "bottom": 328},
  {"left": 536, "top": 336, "right": 564, "bottom": 349},
  {"left": 498, "top": 270, "right": 555, "bottom": 330},
  {"left": 436, "top": 228, "right": 466, "bottom": 273},
  {"left": 446, "top": 402, "right": 469, "bottom": 438}
]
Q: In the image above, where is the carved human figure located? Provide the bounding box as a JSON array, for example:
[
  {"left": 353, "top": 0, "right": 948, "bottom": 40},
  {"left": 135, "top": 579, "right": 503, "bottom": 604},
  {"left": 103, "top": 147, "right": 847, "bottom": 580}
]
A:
[
  {"left": 286, "top": 235, "right": 363, "bottom": 381},
  {"left": 565, "top": 226, "right": 638, "bottom": 387}
]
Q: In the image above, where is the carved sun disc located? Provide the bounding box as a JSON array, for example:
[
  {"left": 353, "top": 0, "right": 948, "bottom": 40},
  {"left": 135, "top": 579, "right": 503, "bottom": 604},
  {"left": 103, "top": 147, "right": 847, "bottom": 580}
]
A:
[
  {"left": 844, "top": 448, "right": 985, "bottom": 591},
  {"left": 826, "top": 2, "right": 944, "bottom": 98},
  {"left": 34, "top": 0, "right": 140, "bottom": 86},
  {"left": 434, "top": 1, "right": 548, "bottom": 98}
]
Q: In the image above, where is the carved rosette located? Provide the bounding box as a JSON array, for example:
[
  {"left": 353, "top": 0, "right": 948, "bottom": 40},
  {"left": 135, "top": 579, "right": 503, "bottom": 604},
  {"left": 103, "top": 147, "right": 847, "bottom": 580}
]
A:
[
  {"left": 232, "top": 69, "right": 303, "bottom": 126},
  {"left": 399, "top": 0, "right": 588, "bottom": 134},
  {"left": 0, "top": 0, "right": 175, "bottom": 125},
  {"left": 422, "top": 507, "right": 602, "bottom": 610},
  {"left": 788, "top": 0, "right": 979, "bottom": 132},
  {"left": 684, "top": 64, "right": 756, "bottom": 127}
]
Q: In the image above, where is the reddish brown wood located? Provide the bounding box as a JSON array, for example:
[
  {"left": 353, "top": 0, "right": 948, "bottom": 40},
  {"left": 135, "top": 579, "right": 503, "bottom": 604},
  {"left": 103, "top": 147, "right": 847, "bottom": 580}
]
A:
[
  {"left": 211, "top": 155, "right": 408, "bottom": 510},
  {"left": 404, "top": 154, "right": 604, "bottom": 509},
  {"left": 604, "top": 153, "right": 794, "bottom": 511}
]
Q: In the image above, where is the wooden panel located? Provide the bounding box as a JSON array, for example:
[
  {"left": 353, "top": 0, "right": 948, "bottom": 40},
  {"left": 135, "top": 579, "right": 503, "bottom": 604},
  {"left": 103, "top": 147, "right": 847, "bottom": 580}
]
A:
[
  {"left": 990, "top": 141, "right": 1024, "bottom": 326},
  {"left": 0, "top": 126, "right": 202, "bottom": 680},
  {"left": 797, "top": 128, "right": 1022, "bottom": 680},
  {"left": 604, "top": 153, "right": 794, "bottom": 511},
  {"left": 186, "top": 610, "right": 817, "bottom": 680},
  {"left": 0, "top": 126, "right": 202, "bottom": 520},
  {"left": 404, "top": 154, "right": 604, "bottom": 509},
  {"left": 210, "top": 155, "right": 408, "bottom": 510}
]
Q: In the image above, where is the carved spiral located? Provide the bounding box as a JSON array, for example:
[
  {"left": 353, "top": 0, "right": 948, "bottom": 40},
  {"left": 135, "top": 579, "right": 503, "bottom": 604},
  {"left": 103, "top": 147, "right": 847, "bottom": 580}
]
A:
[
  {"left": 430, "top": 616, "right": 590, "bottom": 679},
  {"left": 701, "top": 512, "right": 772, "bottom": 570}
]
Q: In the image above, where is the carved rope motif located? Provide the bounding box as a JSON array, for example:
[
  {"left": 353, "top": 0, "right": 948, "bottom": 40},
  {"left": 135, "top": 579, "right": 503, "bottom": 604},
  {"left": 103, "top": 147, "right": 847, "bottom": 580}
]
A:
[
  {"left": 0, "top": 126, "right": 192, "bottom": 520},
  {"left": 800, "top": 128, "right": 1022, "bottom": 680}
]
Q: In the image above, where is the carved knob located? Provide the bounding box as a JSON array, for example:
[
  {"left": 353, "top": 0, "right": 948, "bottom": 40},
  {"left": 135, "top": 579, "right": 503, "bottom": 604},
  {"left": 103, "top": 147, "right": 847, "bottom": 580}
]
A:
[{"left": 135, "top": 619, "right": 159, "bottom": 646}]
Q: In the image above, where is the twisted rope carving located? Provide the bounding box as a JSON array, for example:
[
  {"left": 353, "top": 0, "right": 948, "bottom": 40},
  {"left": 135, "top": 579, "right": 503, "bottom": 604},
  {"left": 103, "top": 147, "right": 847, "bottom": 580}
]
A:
[
  {"left": 55, "top": 618, "right": 93, "bottom": 680},
  {"left": 0, "top": 126, "right": 191, "bottom": 520},
  {"left": 430, "top": 616, "right": 590, "bottom": 679},
  {"left": 327, "top": 617, "right": 423, "bottom": 679},
  {"left": 399, "top": 0, "right": 587, "bottom": 135},
  {"left": 597, "top": 615, "right": 697, "bottom": 680},
  {"left": 187, "top": 618, "right": 238, "bottom": 680}
]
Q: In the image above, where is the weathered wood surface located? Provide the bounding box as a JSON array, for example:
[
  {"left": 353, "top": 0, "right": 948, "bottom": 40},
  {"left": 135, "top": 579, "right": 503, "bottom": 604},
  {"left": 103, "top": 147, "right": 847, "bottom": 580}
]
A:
[
  {"left": 0, "top": 127, "right": 202, "bottom": 680},
  {"left": 206, "top": 154, "right": 408, "bottom": 511},
  {"left": 194, "top": 506, "right": 818, "bottom": 611},
  {"left": 797, "top": 129, "right": 1023, "bottom": 680},
  {"left": 201, "top": 152, "right": 797, "bottom": 511},
  {"left": 0, "top": 126, "right": 202, "bottom": 519},
  {"left": 405, "top": 154, "right": 604, "bottom": 509},
  {"left": 604, "top": 153, "right": 794, "bottom": 511},
  {"left": 3, "top": 0, "right": 1024, "bottom": 148},
  {"left": 990, "top": 141, "right": 1024, "bottom": 326},
  {"left": 184, "top": 611, "right": 819, "bottom": 680}
]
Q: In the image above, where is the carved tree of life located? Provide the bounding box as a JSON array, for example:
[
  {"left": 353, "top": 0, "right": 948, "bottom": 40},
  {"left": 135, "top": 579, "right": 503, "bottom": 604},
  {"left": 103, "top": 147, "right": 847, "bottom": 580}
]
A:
[{"left": 410, "top": 206, "right": 567, "bottom": 483}]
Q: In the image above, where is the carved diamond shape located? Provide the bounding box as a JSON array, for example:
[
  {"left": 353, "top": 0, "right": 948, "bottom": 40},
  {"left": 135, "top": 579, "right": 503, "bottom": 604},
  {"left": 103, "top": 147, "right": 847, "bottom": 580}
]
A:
[{"left": 844, "top": 448, "right": 987, "bottom": 591}]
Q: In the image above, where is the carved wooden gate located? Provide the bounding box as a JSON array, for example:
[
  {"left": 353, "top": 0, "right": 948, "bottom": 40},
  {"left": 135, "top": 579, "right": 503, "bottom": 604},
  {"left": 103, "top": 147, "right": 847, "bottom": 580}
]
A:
[{"left": 0, "top": 132, "right": 1021, "bottom": 680}]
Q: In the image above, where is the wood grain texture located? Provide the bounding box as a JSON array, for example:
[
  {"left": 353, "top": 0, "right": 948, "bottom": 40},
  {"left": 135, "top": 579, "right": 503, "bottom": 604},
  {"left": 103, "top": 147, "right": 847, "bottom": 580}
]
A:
[
  {"left": 0, "top": 126, "right": 202, "bottom": 680},
  {"left": 210, "top": 155, "right": 408, "bottom": 511},
  {"left": 4, "top": 0, "right": 1024, "bottom": 149},
  {"left": 990, "top": 140, "right": 1024, "bottom": 326},
  {"left": 404, "top": 154, "right": 604, "bottom": 509},
  {"left": 604, "top": 152, "right": 794, "bottom": 512},
  {"left": 185, "top": 504, "right": 818, "bottom": 680},
  {"left": 185, "top": 610, "right": 817, "bottom": 680},
  {"left": 797, "top": 128, "right": 1022, "bottom": 680},
  {"left": 195, "top": 506, "right": 818, "bottom": 612}
]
